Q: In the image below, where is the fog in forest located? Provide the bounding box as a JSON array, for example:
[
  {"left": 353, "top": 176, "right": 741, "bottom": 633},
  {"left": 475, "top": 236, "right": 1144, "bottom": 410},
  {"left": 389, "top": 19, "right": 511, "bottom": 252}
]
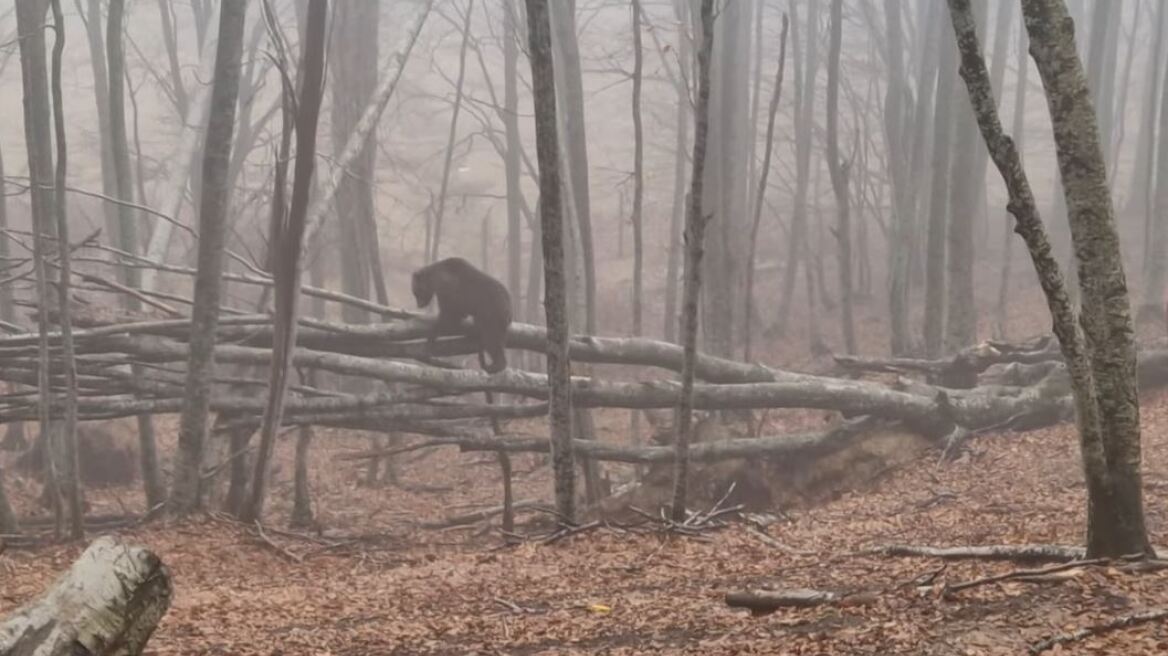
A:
[{"left": 2, "top": 1, "right": 1167, "bottom": 653}]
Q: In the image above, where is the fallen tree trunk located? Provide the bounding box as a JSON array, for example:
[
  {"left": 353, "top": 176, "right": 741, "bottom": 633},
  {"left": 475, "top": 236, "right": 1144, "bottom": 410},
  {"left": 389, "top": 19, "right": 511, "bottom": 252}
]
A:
[
  {"left": 725, "top": 588, "right": 876, "bottom": 615},
  {"left": 0, "top": 536, "right": 172, "bottom": 655}
]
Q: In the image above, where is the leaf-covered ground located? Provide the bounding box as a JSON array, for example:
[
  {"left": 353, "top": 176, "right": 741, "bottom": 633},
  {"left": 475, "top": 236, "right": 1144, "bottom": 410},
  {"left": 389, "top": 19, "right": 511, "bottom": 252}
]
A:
[{"left": 3, "top": 298, "right": 1168, "bottom": 654}]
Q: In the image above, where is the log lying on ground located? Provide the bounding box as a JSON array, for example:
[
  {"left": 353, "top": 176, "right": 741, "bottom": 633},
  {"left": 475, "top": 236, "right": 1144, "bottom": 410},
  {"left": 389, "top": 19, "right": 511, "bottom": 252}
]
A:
[
  {"left": 0, "top": 536, "right": 172, "bottom": 655},
  {"left": 871, "top": 543, "right": 1087, "bottom": 563},
  {"left": 834, "top": 335, "right": 1062, "bottom": 388},
  {"left": 725, "top": 588, "right": 876, "bottom": 615}
]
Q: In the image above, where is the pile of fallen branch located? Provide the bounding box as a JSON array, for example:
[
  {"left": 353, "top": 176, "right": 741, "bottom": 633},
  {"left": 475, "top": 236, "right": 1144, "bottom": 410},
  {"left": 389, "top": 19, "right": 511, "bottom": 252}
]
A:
[{"left": 7, "top": 241, "right": 1168, "bottom": 468}]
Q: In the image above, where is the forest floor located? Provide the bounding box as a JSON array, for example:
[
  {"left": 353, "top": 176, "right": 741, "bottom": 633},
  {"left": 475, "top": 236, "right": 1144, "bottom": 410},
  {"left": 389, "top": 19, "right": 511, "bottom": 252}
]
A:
[{"left": 4, "top": 300, "right": 1168, "bottom": 654}]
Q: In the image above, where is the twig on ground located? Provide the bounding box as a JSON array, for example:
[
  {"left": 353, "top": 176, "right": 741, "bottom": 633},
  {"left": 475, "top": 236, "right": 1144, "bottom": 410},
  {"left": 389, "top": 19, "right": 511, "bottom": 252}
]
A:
[{"left": 1029, "top": 607, "right": 1168, "bottom": 654}]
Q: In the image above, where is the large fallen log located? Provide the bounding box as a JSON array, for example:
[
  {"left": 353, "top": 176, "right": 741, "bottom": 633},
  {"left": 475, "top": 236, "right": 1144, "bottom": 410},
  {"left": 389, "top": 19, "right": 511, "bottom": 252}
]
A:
[{"left": 0, "top": 536, "right": 172, "bottom": 655}]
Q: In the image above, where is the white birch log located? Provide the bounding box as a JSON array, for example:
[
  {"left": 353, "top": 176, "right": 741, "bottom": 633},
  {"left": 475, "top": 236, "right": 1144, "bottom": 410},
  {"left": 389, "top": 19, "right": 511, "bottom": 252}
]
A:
[{"left": 0, "top": 537, "right": 172, "bottom": 656}]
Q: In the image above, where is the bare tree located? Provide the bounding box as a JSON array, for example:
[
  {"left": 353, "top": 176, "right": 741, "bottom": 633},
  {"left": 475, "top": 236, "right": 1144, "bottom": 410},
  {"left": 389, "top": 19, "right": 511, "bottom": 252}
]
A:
[
  {"left": 430, "top": 0, "right": 475, "bottom": 263},
  {"left": 744, "top": 12, "right": 789, "bottom": 361},
  {"left": 671, "top": 0, "right": 714, "bottom": 524},
  {"left": 108, "top": 0, "right": 165, "bottom": 509},
  {"left": 662, "top": 0, "right": 691, "bottom": 343},
  {"left": 630, "top": 0, "right": 644, "bottom": 338},
  {"left": 825, "top": 0, "right": 854, "bottom": 354},
  {"left": 170, "top": 0, "right": 250, "bottom": 515},
  {"left": 1130, "top": 0, "right": 1166, "bottom": 219},
  {"left": 502, "top": 0, "right": 524, "bottom": 326},
  {"left": 524, "top": 0, "right": 575, "bottom": 524},
  {"left": 995, "top": 20, "right": 1030, "bottom": 338},
  {"left": 923, "top": 8, "right": 957, "bottom": 358},
  {"left": 949, "top": 0, "right": 1153, "bottom": 558},
  {"left": 883, "top": 0, "right": 912, "bottom": 356},
  {"left": 17, "top": 0, "right": 64, "bottom": 532},
  {"left": 241, "top": 0, "right": 327, "bottom": 524}
]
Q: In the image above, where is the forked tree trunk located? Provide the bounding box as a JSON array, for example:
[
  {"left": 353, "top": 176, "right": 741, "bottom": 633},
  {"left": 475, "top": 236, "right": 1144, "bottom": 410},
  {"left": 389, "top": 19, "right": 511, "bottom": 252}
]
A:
[
  {"left": 524, "top": 0, "right": 576, "bottom": 524},
  {"left": 430, "top": 0, "right": 474, "bottom": 263},
  {"left": 671, "top": 0, "right": 715, "bottom": 524},
  {"left": 0, "top": 537, "right": 172, "bottom": 655},
  {"left": 170, "top": 0, "right": 249, "bottom": 516}
]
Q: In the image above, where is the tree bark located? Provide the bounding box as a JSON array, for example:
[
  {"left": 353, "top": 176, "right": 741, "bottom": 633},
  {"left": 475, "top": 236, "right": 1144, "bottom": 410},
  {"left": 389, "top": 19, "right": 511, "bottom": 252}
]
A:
[
  {"left": 430, "top": 0, "right": 473, "bottom": 264},
  {"left": 0, "top": 537, "right": 172, "bottom": 655},
  {"left": 662, "top": 0, "right": 691, "bottom": 343},
  {"left": 630, "top": 0, "right": 645, "bottom": 338},
  {"left": 170, "top": 0, "right": 250, "bottom": 515},
  {"left": 744, "top": 12, "right": 789, "bottom": 361},
  {"left": 825, "top": 0, "right": 855, "bottom": 354},
  {"left": 923, "top": 14, "right": 957, "bottom": 358},
  {"left": 525, "top": 0, "right": 576, "bottom": 525},
  {"left": 671, "top": 0, "right": 715, "bottom": 524},
  {"left": 241, "top": 0, "right": 327, "bottom": 524},
  {"left": 995, "top": 22, "right": 1030, "bottom": 339}
]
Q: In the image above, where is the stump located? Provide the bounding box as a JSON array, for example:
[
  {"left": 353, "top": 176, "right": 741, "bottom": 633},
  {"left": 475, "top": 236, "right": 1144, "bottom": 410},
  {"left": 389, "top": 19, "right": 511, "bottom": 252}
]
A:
[{"left": 0, "top": 536, "right": 173, "bottom": 655}]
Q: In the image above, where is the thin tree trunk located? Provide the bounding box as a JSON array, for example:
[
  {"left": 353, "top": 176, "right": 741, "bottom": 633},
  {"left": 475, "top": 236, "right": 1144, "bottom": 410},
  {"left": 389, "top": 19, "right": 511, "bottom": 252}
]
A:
[
  {"left": 663, "top": 0, "right": 690, "bottom": 343},
  {"left": 776, "top": 0, "right": 821, "bottom": 337},
  {"left": 430, "top": 0, "right": 474, "bottom": 264},
  {"left": 169, "top": 0, "right": 249, "bottom": 516},
  {"left": 0, "top": 144, "right": 24, "bottom": 452},
  {"left": 923, "top": 18, "right": 957, "bottom": 358},
  {"left": 524, "top": 0, "right": 575, "bottom": 524},
  {"left": 74, "top": 0, "right": 119, "bottom": 245},
  {"left": 107, "top": 0, "right": 165, "bottom": 510},
  {"left": 631, "top": 0, "right": 644, "bottom": 338},
  {"left": 825, "top": 0, "right": 855, "bottom": 354},
  {"left": 744, "top": 13, "right": 789, "bottom": 361},
  {"left": 48, "top": 0, "right": 83, "bottom": 540},
  {"left": 241, "top": 0, "right": 327, "bottom": 523},
  {"left": 1130, "top": 0, "right": 1166, "bottom": 218},
  {"left": 503, "top": 0, "right": 524, "bottom": 324},
  {"left": 1141, "top": 10, "right": 1168, "bottom": 317},
  {"left": 884, "top": 0, "right": 912, "bottom": 356},
  {"left": 995, "top": 22, "right": 1030, "bottom": 339},
  {"left": 944, "top": 1, "right": 986, "bottom": 354},
  {"left": 17, "top": 0, "right": 64, "bottom": 534},
  {"left": 671, "top": 0, "right": 714, "bottom": 524}
]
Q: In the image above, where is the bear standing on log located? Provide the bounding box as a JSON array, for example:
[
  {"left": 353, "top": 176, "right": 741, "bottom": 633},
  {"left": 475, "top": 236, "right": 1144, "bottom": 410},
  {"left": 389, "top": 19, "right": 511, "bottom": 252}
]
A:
[{"left": 412, "top": 257, "right": 512, "bottom": 373}]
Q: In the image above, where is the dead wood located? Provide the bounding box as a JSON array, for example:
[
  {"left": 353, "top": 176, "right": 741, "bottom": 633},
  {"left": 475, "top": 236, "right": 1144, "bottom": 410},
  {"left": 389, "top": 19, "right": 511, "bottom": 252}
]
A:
[
  {"left": 872, "top": 543, "right": 1087, "bottom": 563},
  {"left": 724, "top": 588, "right": 877, "bottom": 615},
  {"left": 943, "top": 558, "right": 1108, "bottom": 595},
  {"left": 1028, "top": 607, "right": 1168, "bottom": 654},
  {"left": 417, "top": 500, "right": 545, "bottom": 529}
]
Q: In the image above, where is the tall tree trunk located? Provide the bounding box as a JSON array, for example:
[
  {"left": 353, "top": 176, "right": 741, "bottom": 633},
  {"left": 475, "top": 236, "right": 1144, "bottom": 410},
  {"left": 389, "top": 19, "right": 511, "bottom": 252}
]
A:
[
  {"left": 107, "top": 0, "right": 165, "bottom": 509},
  {"left": 524, "top": 0, "right": 575, "bottom": 525},
  {"left": 744, "top": 13, "right": 789, "bottom": 361},
  {"left": 48, "top": 0, "right": 83, "bottom": 540},
  {"left": 923, "top": 17, "right": 957, "bottom": 358},
  {"left": 430, "top": 0, "right": 475, "bottom": 263},
  {"left": 0, "top": 144, "right": 25, "bottom": 452},
  {"left": 17, "top": 0, "right": 64, "bottom": 533},
  {"left": 662, "top": 0, "right": 691, "bottom": 343},
  {"left": 631, "top": 0, "right": 645, "bottom": 338},
  {"left": 1020, "top": 0, "right": 1153, "bottom": 558},
  {"left": 548, "top": 0, "right": 597, "bottom": 337},
  {"left": 944, "top": 1, "right": 986, "bottom": 353},
  {"left": 169, "top": 0, "right": 249, "bottom": 516},
  {"left": 825, "top": 0, "right": 855, "bottom": 354},
  {"left": 241, "top": 0, "right": 327, "bottom": 524},
  {"left": 995, "top": 21, "right": 1030, "bottom": 339},
  {"left": 503, "top": 0, "right": 524, "bottom": 325},
  {"left": 331, "top": 2, "right": 380, "bottom": 325},
  {"left": 776, "top": 0, "right": 821, "bottom": 337},
  {"left": 884, "top": 0, "right": 912, "bottom": 356},
  {"left": 1130, "top": 0, "right": 1166, "bottom": 218},
  {"left": 75, "top": 0, "right": 119, "bottom": 245},
  {"left": 671, "top": 0, "right": 714, "bottom": 524}
]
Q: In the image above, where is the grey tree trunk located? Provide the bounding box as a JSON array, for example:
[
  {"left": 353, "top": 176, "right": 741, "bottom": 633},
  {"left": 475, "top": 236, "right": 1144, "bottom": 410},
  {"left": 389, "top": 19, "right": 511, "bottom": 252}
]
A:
[
  {"left": 923, "top": 16, "right": 957, "bottom": 358},
  {"left": 169, "top": 0, "right": 249, "bottom": 515},
  {"left": 241, "top": 0, "right": 327, "bottom": 524},
  {"left": 662, "top": 0, "right": 691, "bottom": 343},
  {"left": 1130, "top": 0, "right": 1166, "bottom": 218},
  {"left": 744, "top": 12, "right": 789, "bottom": 361},
  {"left": 671, "top": 0, "right": 715, "bottom": 524},
  {"left": 430, "top": 0, "right": 474, "bottom": 263},
  {"left": 995, "top": 22, "right": 1030, "bottom": 338},
  {"left": 525, "top": 0, "right": 576, "bottom": 524},
  {"left": 548, "top": 0, "right": 596, "bottom": 336},
  {"left": 1020, "top": 0, "right": 1153, "bottom": 558},
  {"left": 503, "top": 0, "right": 524, "bottom": 325},
  {"left": 1084, "top": 0, "right": 1120, "bottom": 168},
  {"left": 48, "top": 0, "right": 83, "bottom": 540},
  {"left": 776, "top": 0, "right": 821, "bottom": 337},
  {"left": 826, "top": 0, "right": 855, "bottom": 354},
  {"left": 907, "top": 0, "right": 942, "bottom": 291},
  {"left": 75, "top": 0, "right": 119, "bottom": 243},
  {"left": 944, "top": 2, "right": 986, "bottom": 354},
  {"left": 17, "top": 0, "right": 64, "bottom": 531},
  {"left": 331, "top": 2, "right": 380, "bottom": 325},
  {"left": 631, "top": 0, "right": 645, "bottom": 338},
  {"left": 107, "top": 0, "right": 165, "bottom": 510},
  {"left": 884, "top": 0, "right": 913, "bottom": 356},
  {"left": 1139, "top": 27, "right": 1168, "bottom": 317}
]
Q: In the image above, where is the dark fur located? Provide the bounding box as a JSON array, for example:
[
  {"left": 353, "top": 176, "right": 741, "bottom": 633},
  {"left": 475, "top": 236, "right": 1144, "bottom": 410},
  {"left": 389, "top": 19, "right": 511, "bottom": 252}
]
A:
[{"left": 412, "top": 257, "right": 512, "bottom": 373}]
